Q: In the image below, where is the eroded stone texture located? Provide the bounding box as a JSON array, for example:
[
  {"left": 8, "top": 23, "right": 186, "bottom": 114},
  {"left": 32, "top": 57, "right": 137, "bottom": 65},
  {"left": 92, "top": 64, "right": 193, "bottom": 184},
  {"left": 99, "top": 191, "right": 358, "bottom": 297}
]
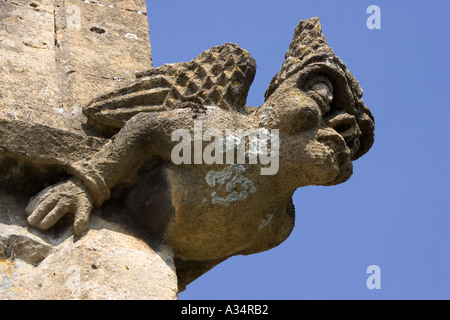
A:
[
  {"left": 0, "top": 0, "right": 178, "bottom": 300},
  {"left": 54, "top": 0, "right": 152, "bottom": 134},
  {"left": 0, "top": 0, "right": 61, "bottom": 128},
  {"left": 0, "top": 192, "right": 177, "bottom": 300},
  {"left": 0, "top": 0, "right": 152, "bottom": 134}
]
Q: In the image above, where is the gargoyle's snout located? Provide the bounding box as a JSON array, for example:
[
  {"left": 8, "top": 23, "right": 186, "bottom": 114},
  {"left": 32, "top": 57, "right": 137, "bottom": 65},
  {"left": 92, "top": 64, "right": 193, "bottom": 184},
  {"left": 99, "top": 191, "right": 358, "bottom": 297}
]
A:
[{"left": 327, "top": 113, "right": 362, "bottom": 159}]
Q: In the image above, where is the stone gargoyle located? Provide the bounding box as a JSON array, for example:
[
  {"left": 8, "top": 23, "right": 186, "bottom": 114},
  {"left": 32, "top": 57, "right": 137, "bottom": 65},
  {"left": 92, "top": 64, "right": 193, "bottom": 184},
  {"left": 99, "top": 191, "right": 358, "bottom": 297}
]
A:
[{"left": 1, "top": 17, "right": 374, "bottom": 290}]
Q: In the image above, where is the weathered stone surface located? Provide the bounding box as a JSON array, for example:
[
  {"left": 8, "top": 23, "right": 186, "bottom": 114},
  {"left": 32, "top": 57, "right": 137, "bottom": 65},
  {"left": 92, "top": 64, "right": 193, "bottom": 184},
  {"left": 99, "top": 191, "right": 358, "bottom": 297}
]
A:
[
  {"left": 0, "top": 192, "right": 177, "bottom": 300},
  {"left": 0, "top": 0, "right": 61, "bottom": 129},
  {"left": 54, "top": 0, "right": 152, "bottom": 134},
  {"left": 0, "top": 0, "right": 152, "bottom": 134},
  {"left": 0, "top": 0, "right": 179, "bottom": 300}
]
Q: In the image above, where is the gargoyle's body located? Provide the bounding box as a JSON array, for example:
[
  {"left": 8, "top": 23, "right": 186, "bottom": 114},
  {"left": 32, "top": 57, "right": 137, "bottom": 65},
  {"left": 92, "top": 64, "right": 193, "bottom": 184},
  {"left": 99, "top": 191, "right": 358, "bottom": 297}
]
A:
[
  {"left": 4, "top": 18, "right": 374, "bottom": 289},
  {"left": 108, "top": 107, "right": 297, "bottom": 261}
]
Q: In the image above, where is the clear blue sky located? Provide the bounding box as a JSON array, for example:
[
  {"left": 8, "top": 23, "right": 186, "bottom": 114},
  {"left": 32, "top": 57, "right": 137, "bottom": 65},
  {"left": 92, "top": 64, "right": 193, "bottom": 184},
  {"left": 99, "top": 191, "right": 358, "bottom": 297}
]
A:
[{"left": 145, "top": 0, "right": 449, "bottom": 299}]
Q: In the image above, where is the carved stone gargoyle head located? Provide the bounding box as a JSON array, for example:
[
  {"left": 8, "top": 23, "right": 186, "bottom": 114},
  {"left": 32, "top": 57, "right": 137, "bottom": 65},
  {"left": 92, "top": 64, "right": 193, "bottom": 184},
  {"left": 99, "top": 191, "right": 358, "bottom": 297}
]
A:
[
  {"left": 18, "top": 17, "right": 374, "bottom": 291},
  {"left": 258, "top": 17, "right": 375, "bottom": 186}
]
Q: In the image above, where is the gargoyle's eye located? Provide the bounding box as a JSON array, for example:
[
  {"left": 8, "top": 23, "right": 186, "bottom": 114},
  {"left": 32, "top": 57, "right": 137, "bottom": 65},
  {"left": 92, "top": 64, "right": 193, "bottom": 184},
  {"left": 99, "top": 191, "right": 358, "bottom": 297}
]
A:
[
  {"left": 300, "top": 74, "right": 334, "bottom": 114},
  {"left": 308, "top": 75, "right": 333, "bottom": 105}
]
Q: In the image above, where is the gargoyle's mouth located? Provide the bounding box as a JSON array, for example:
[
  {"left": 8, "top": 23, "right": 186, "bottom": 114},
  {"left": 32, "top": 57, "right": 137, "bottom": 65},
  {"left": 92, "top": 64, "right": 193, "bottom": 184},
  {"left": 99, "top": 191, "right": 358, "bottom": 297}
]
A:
[{"left": 327, "top": 113, "right": 362, "bottom": 159}]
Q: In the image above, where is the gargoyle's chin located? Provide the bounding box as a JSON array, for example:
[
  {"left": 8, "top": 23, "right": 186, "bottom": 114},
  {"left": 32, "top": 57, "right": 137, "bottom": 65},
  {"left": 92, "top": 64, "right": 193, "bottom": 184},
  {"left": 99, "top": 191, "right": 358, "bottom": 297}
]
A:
[
  {"left": 325, "top": 156, "right": 353, "bottom": 186},
  {"left": 277, "top": 128, "right": 353, "bottom": 188},
  {"left": 304, "top": 152, "right": 352, "bottom": 187},
  {"left": 315, "top": 128, "right": 354, "bottom": 186}
]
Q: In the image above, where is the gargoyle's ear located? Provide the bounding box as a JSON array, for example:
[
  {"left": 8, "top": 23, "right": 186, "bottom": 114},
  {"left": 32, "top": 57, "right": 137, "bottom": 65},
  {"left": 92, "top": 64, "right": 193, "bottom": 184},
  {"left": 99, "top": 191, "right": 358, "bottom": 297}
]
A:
[
  {"left": 265, "top": 17, "right": 335, "bottom": 100},
  {"left": 285, "top": 17, "right": 334, "bottom": 62}
]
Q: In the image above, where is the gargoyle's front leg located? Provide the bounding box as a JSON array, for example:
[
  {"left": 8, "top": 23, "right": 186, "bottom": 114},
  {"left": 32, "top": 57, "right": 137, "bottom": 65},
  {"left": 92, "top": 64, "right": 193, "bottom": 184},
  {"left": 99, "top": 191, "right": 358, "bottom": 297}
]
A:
[{"left": 25, "top": 112, "right": 171, "bottom": 235}]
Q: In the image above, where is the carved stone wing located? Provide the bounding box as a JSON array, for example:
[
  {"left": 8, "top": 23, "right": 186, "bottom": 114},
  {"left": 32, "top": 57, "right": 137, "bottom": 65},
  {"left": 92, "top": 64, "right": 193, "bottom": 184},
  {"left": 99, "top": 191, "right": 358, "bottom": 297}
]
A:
[{"left": 83, "top": 43, "right": 256, "bottom": 135}]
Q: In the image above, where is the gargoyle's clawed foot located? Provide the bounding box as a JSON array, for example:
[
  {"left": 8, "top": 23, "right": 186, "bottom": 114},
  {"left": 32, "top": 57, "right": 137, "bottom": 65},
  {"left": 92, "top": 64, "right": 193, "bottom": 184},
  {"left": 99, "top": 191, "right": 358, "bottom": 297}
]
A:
[{"left": 25, "top": 177, "right": 93, "bottom": 236}]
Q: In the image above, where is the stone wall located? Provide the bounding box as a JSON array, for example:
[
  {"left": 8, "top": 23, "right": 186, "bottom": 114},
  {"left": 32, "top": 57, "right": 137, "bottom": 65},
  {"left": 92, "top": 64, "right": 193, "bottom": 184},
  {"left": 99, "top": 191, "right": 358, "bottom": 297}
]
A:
[
  {"left": 0, "top": 0, "right": 152, "bottom": 133},
  {"left": 0, "top": 0, "right": 178, "bottom": 300}
]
